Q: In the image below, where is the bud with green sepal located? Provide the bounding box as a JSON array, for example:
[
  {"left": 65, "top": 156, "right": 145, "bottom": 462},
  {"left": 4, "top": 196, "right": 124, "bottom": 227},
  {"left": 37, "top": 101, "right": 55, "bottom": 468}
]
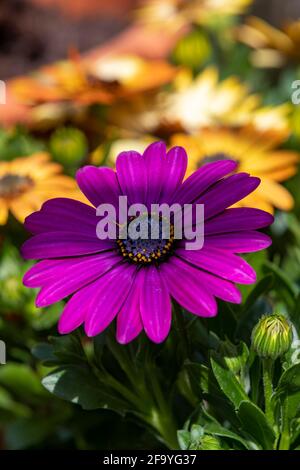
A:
[
  {"left": 252, "top": 314, "right": 293, "bottom": 361},
  {"left": 251, "top": 314, "right": 293, "bottom": 428},
  {"left": 49, "top": 127, "right": 88, "bottom": 170},
  {"left": 171, "top": 29, "right": 212, "bottom": 71}
]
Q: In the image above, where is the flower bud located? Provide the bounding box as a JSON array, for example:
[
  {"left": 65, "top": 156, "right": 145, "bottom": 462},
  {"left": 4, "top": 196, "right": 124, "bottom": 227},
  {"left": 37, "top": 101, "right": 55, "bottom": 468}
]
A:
[
  {"left": 251, "top": 314, "right": 293, "bottom": 360},
  {"left": 172, "top": 30, "right": 211, "bottom": 70},
  {"left": 50, "top": 127, "right": 87, "bottom": 167}
]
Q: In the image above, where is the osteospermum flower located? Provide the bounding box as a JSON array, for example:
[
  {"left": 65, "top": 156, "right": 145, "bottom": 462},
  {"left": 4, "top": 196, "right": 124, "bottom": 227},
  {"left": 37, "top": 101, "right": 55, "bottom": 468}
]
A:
[
  {"left": 10, "top": 59, "right": 112, "bottom": 106},
  {"left": 135, "top": 0, "right": 252, "bottom": 31},
  {"left": 172, "top": 129, "right": 299, "bottom": 213},
  {"left": 22, "top": 142, "right": 273, "bottom": 344},
  {"left": 10, "top": 55, "right": 175, "bottom": 107},
  {"left": 237, "top": 16, "right": 300, "bottom": 67},
  {"left": 0, "top": 152, "right": 86, "bottom": 225},
  {"left": 109, "top": 68, "right": 291, "bottom": 136},
  {"left": 162, "top": 68, "right": 291, "bottom": 134}
]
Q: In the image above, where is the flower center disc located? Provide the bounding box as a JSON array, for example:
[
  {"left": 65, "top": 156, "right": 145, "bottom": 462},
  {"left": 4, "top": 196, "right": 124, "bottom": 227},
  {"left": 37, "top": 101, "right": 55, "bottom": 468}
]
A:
[
  {"left": 117, "top": 214, "right": 175, "bottom": 264},
  {"left": 0, "top": 173, "right": 33, "bottom": 198},
  {"left": 200, "top": 152, "right": 236, "bottom": 166}
]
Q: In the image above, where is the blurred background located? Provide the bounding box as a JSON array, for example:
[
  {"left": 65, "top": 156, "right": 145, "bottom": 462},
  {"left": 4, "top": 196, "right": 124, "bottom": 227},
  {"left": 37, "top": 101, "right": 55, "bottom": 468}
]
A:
[
  {"left": 1, "top": 0, "right": 300, "bottom": 80},
  {"left": 1, "top": 0, "right": 300, "bottom": 452}
]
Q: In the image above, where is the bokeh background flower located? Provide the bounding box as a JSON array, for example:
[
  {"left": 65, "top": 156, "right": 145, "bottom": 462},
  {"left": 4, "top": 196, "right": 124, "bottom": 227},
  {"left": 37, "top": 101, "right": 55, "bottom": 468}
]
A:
[{"left": 1, "top": 0, "right": 300, "bottom": 452}]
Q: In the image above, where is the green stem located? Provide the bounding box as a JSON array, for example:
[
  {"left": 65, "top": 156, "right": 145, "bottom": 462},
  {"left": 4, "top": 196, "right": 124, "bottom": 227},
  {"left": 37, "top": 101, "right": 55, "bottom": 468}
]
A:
[
  {"left": 173, "top": 301, "right": 190, "bottom": 360},
  {"left": 94, "top": 331, "right": 178, "bottom": 449},
  {"left": 93, "top": 365, "right": 141, "bottom": 408},
  {"left": 107, "top": 334, "right": 139, "bottom": 387},
  {"left": 145, "top": 362, "right": 178, "bottom": 449},
  {"left": 262, "top": 358, "right": 274, "bottom": 427},
  {"left": 278, "top": 399, "right": 290, "bottom": 450}
]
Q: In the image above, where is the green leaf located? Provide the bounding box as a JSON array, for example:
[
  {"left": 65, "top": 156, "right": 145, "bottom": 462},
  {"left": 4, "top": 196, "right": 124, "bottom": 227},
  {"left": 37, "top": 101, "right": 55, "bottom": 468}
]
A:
[
  {"left": 210, "top": 354, "right": 249, "bottom": 409},
  {"left": 277, "top": 363, "right": 300, "bottom": 393},
  {"left": 263, "top": 261, "right": 297, "bottom": 308},
  {"left": 242, "top": 275, "right": 274, "bottom": 312},
  {"left": 45, "top": 334, "right": 86, "bottom": 366},
  {"left": 0, "top": 363, "right": 45, "bottom": 401},
  {"left": 42, "top": 365, "right": 127, "bottom": 412},
  {"left": 31, "top": 303, "right": 62, "bottom": 330},
  {"left": 289, "top": 292, "right": 300, "bottom": 335},
  {"left": 237, "top": 401, "right": 275, "bottom": 450},
  {"left": 31, "top": 343, "right": 57, "bottom": 363},
  {"left": 177, "top": 430, "right": 191, "bottom": 450},
  {"left": 204, "top": 422, "right": 257, "bottom": 450},
  {"left": 273, "top": 364, "right": 300, "bottom": 420},
  {"left": 5, "top": 418, "right": 54, "bottom": 449},
  {"left": 239, "top": 251, "right": 267, "bottom": 300},
  {"left": 0, "top": 386, "right": 31, "bottom": 417},
  {"left": 93, "top": 333, "right": 106, "bottom": 364},
  {"left": 179, "top": 362, "right": 210, "bottom": 397},
  {"left": 190, "top": 424, "right": 204, "bottom": 441},
  {"left": 284, "top": 392, "right": 300, "bottom": 420}
]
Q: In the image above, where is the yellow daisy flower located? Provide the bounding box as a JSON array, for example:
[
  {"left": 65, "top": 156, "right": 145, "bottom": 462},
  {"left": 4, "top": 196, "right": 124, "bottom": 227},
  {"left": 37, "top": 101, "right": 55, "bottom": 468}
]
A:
[
  {"left": 107, "top": 67, "right": 291, "bottom": 138},
  {"left": 136, "top": 0, "right": 252, "bottom": 31},
  {"left": 10, "top": 60, "right": 112, "bottom": 107},
  {"left": 237, "top": 16, "right": 300, "bottom": 67},
  {"left": 162, "top": 67, "right": 291, "bottom": 134},
  {"left": 10, "top": 54, "right": 175, "bottom": 107},
  {"left": 0, "top": 153, "right": 87, "bottom": 225},
  {"left": 91, "top": 137, "right": 155, "bottom": 167},
  {"left": 109, "top": 67, "right": 291, "bottom": 137},
  {"left": 171, "top": 129, "right": 299, "bottom": 213}
]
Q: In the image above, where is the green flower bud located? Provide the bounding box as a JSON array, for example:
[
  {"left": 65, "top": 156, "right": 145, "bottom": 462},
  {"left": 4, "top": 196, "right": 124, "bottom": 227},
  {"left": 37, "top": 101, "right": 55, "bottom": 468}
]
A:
[
  {"left": 219, "top": 340, "right": 249, "bottom": 375},
  {"left": 50, "top": 127, "right": 87, "bottom": 167},
  {"left": 172, "top": 30, "right": 212, "bottom": 70},
  {"left": 252, "top": 314, "right": 293, "bottom": 360}
]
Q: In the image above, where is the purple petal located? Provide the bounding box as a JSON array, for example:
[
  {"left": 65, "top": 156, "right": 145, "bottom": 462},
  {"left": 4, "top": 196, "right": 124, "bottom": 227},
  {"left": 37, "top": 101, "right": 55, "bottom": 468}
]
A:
[
  {"left": 160, "top": 146, "right": 188, "bottom": 202},
  {"left": 205, "top": 208, "right": 274, "bottom": 234},
  {"left": 84, "top": 264, "right": 136, "bottom": 337},
  {"left": 34, "top": 253, "right": 122, "bottom": 307},
  {"left": 140, "top": 266, "right": 171, "bottom": 343},
  {"left": 204, "top": 231, "right": 272, "bottom": 252},
  {"left": 177, "top": 247, "right": 256, "bottom": 284},
  {"left": 58, "top": 280, "right": 98, "bottom": 334},
  {"left": 197, "top": 173, "right": 261, "bottom": 219},
  {"left": 116, "top": 150, "right": 147, "bottom": 205},
  {"left": 172, "top": 160, "right": 237, "bottom": 205},
  {"left": 167, "top": 256, "right": 241, "bottom": 304},
  {"left": 144, "top": 141, "right": 166, "bottom": 206},
  {"left": 160, "top": 258, "right": 217, "bottom": 317},
  {"left": 25, "top": 198, "right": 98, "bottom": 235},
  {"left": 116, "top": 271, "right": 143, "bottom": 344},
  {"left": 76, "top": 166, "right": 120, "bottom": 208},
  {"left": 21, "top": 232, "right": 113, "bottom": 259}
]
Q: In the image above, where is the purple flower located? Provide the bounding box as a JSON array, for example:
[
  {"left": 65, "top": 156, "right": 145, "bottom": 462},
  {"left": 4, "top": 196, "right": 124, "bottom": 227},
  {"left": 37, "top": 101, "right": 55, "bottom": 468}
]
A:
[{"left": 22, "top": 142, "right": 273, "bottom": 344}]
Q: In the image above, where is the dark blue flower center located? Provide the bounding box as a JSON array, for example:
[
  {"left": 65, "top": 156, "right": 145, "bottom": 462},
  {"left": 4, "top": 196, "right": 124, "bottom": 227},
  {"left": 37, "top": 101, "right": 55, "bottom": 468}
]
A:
[
  {"left": 201, "top": 153, "right": 236, "bottom": 166},
  {"left": 117, "top": 214, "right": 174, "bottom": 264}
]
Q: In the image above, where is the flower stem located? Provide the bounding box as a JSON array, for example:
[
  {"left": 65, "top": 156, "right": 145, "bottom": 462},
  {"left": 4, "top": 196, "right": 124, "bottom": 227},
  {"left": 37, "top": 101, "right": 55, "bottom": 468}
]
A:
[
  {"left": 146, "top": 364, "right": 178, "bottom": 449},
  {"left": 262, "top": 358, "right": 274, "bottom": 427},
  {"left": 278, "top": 399, "right": 290, "bottom": 450},
  {"left": 173, "top": 301, "right": 190, "bottom": 360}
]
